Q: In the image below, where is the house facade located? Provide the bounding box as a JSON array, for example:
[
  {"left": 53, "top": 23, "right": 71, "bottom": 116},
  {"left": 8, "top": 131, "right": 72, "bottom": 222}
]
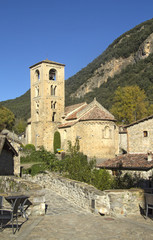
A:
[
  {"left": 26, "top": 59, "right": 119, "bottom": 161},
  {"left": 125, "top": 115, "right": 153, "bottom": 154}
]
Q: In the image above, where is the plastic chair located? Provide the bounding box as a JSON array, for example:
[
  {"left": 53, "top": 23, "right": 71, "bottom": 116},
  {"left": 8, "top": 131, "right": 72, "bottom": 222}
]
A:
[{"left": 0, "top": 198, "right": 21, "bottom": 234}]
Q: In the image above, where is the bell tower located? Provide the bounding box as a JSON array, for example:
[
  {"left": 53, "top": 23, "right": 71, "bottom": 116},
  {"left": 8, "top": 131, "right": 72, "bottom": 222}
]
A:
[{"left": 29, "top": 59, "right": 65, "bottom": 151}]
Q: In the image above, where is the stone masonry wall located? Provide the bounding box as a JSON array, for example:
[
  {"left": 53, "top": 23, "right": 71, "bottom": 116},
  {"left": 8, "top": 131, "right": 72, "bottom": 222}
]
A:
[
  {"left": 0, "top": 176, "right": 45, "bottom": 216},
  {"left": 24, "top": 172, "right": 145, "bottom": 217},
  {"left": 127, "top": 118, "right": 153, "bottom": 153}
]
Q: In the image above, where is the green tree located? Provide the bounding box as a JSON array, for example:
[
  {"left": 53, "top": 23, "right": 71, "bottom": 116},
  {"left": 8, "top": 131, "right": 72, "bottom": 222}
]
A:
[
  {"left": 63, "top": 139, "right": 96, "bottom": 183},
  {"left": 91, "top": 169, "right": 114, "bottom": 191},
  {"left": 110, "top": 85, "right": 148, "bottom": 124},
  {"left": 0, "top": 106, "right": 15, "bottom": 131},
  {"left": 13, "top": 118, "right": 27, "bottom": 135}
]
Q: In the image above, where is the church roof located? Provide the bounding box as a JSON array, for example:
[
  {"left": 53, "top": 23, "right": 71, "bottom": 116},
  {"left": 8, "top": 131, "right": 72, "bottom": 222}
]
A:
[
  {"left": 65, "top": 102, "right": 87, "bottom": 116},
  {"left": 66, "top": 104, "right": 87, "bottom": 120},
  {"left": 59, "top": 99, "right": 116, "bottom": 129},
  {"left": 58, "top": 121, "right": 77, "bottom": 128},
  {"left": 79, "top": 106, "right": 115, "bottom": 121},
  {"left": 29, "top": 59, "right": 65, "bottom": 68}
]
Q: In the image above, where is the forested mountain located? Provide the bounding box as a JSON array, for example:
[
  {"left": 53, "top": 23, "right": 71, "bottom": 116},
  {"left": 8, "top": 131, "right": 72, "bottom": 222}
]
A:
[
  {"left": 0, "top": 90, "right": 30, "bottom": 120},
  {"left": 1, "top": 18, "right": 153, "bottom": 120}
]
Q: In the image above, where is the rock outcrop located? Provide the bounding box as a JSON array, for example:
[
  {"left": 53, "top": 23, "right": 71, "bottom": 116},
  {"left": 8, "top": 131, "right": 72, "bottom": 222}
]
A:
[{"left": 71, "top": 33, "right": 153, "bottom": 99}]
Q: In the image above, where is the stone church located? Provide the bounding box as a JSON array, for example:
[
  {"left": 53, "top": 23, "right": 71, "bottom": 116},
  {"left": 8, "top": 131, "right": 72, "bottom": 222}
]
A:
[{"left": 26, "top": 59, "right": 119, "bottom": 162}]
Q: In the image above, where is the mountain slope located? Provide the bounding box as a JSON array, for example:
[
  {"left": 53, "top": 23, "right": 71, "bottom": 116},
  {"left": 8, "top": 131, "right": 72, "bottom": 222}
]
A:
[
  {"left": 0, "top": 90, "right": 30, "bottom": 120},
  {"left": 66, "top": 18, "right": 153, "bottom": 103}
]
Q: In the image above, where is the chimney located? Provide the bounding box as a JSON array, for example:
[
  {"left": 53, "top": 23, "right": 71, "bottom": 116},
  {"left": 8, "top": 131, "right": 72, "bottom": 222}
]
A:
[{"left": 147, "top": 151, "right": 152, "bottom": 161}]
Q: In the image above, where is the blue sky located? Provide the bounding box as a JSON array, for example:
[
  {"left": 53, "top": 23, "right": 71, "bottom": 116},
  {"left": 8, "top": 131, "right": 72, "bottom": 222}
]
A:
[{"left": 0, "top": 0, "right": 153, "bottom": 101}]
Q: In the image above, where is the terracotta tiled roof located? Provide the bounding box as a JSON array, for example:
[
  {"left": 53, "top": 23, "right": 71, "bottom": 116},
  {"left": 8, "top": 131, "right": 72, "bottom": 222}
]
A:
[
  {"left": 66, "top": 105, "right": 87, "bottom": 120},
  {"left": 65, "top": 102, "right": 87, "bottom": 115},
  {"left": 97, "top": 154, "right": 153, "bottom": 170},
  {"left": 80, "top": 106, "right": 115, "bottom": 121},
  {"left": 58, "top": 121, "right": 76, "bottom": 128}
]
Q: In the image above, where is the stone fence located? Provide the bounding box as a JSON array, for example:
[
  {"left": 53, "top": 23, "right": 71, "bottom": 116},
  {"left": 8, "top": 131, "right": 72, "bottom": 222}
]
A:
[
  {"left": 23, "top": 172, "right": 145, "bottom": 217},
  {"left": 0, "top": 176, "right": 45, "bottom": 216}
]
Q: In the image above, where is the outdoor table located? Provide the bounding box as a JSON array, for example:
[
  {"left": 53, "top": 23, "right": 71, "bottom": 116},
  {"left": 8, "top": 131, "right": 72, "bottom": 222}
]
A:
[{"left": 5, "top": 195, "right": 29, "bottom": 219}]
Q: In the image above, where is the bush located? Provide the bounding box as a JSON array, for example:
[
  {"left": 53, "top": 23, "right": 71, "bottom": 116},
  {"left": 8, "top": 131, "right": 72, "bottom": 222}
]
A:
[
  {"left": 24, "top": 163, "right": 48, "bottom": 176},
  {"left": 91, "top": 169, "right": 114, "bottom": 191},
  {"left": 23, "top": 144, "right": 36, "bottom": 153},
  {"left": 113, "top": 172, "right": 143, "bottom": 189},
  {"left": 53, "top": 131, "right": 61, "bottom": 153},
  {"left": 61, "top": 139, "right": 96, "bottom": 183}
]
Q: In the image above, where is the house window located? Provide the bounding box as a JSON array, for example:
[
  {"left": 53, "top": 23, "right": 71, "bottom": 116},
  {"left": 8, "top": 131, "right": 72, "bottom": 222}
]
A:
[
  {"left": 49, "top": 69, "right": 56, "bottom": 80},
  {"left": 143, "top": 131, "right": 148, "bottom": 137}
]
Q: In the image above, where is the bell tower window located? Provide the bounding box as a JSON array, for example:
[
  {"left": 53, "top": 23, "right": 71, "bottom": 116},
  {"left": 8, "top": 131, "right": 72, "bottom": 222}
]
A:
[
  {"left": 49, "top": 69, "right": 56, "bottom": 80},
  {"left": 35, "top": 69, "right": 40, "bottom": 81},
  {"left": 51, "top": 85, "right": 54, "bottom": 95},
  {"left": 35, "top": 86, "right": 39, "bottom": 97},
  {"left": 51, "top": 101, "right": 56, "bottom": 109},
  {"left": 52, "top": 112, "right": 56, "bottom": 122},
  {"left": 54, "top": 86, "right": 56, "bottom": 96}
]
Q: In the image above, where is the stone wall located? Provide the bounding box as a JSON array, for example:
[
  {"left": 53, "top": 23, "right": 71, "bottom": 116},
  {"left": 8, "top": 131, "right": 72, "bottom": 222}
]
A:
[
  {"left": 127, "top": 117, "right": 153, "bottom": 153},
  {"left": 24, "top": 172, "right": 145, "bottom": 217},
  {"left": 0, "top": 176, "right": 45, "bottom": 216},
  {"left": 59, "top": 120, "right": 119, "bottom": 160}
]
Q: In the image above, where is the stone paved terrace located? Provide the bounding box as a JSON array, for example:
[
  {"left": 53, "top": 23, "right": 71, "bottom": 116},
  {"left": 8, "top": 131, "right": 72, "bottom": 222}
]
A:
[{"left": 1, "top": 189, "right": 153, "bottom": 240}]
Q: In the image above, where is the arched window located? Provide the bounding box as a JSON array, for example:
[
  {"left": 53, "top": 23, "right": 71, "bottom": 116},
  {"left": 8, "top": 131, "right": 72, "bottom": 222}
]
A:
[
  {"left": 51, "top": 101, "right": 53, "bottom": 109},
  {"left": 35, "top": 70, "right": 40, "bottom": 81},
  {"left": 35, "top": 86, "right": 39, "bottom": 97},
  {"left": 64, "top": 130, "right": 67, "bottom": 140},
  {"left": 53, "top": 101, "right": 56, "bottom": 109},
  {"left": 51, "top": 85, "right": 54, "bottom": 95},
  {"left": 52, "top": 112, "right": 56, "bottom": 122},
  {"left": 54, "top": 86, "right": 57, "bottom": 96},
  {"left": 102, "top": 126, "right": 112, "bottom": 139},
  {"left": 49, "top": 69, "right": 56, "bottom": 80}
]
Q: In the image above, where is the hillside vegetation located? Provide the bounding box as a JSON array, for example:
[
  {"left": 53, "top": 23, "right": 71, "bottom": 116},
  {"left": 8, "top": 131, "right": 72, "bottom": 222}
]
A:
[
  {"left": 0, "top": 90, "right": 30, "bottom": 120},
  {"left": 65, "top": 18, "right": 153, "bottom": 103},
  {"left": 1, "top": 18, "right": 153, "bottom": 122}
]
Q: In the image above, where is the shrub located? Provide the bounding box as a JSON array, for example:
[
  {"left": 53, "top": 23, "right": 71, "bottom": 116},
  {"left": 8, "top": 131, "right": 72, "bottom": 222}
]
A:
[
  {"left": 23, "top": 144, "right": 36, "bottom": 153},
  {"left": 24, "top": 163, "right": 47, "bottom": 176},
  {"left": 62, "top": 139, "right": 96, "bottom": 183},
  {"left": 53, "top": 131, "right": 61, "bottom": 153},
  {"left": 91, "top": 169, "right": 114, "bottom": 191}
]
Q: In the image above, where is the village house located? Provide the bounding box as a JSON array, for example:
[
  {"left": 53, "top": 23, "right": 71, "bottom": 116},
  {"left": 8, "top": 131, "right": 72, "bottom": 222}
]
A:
[{"left": 97, "top": 115, "right": 153, "bottom": 186}]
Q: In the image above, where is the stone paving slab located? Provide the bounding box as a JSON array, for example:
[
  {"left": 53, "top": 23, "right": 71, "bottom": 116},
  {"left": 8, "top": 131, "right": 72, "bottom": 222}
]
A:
[{"left": 1, "top": 189, "right": 153, "bottom": 240}]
